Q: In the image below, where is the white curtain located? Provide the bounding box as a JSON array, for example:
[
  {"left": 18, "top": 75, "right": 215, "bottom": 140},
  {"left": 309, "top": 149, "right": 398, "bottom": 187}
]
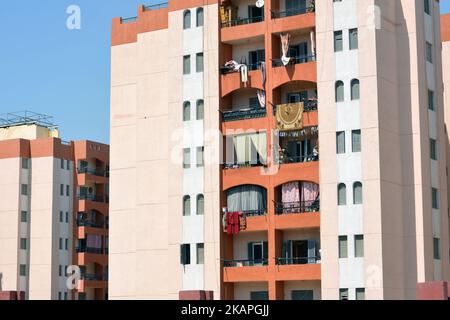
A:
[{"left": 227, "top": 185, "right": 267, "bottom": 212}]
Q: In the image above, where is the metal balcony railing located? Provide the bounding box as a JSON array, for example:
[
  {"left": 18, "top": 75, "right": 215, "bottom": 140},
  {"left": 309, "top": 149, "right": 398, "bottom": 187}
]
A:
[
  {"left": 270, "top": 4, "right": 316, "bottom": 19},
  {"left": 77, "top": 194, "right": 107, "bottom": 203},
  {"left": 276, "top": 256, "right": 320, "bottom": 265},
  {"left": 77, "top": 167, "right": 109, "bottom": 177},
  {"left": 223, "top": 161, "right": 265, "bottom": 170},
  {"left": 76, "top": 247, "right": 104, "bottom": 254},
  {"left": 77, "top": 219, "right": 106, "bottom": 229},
  {"left": 272, "top": 54, "right": 316, "bottom": 67},
  {"left": 278, "top": 153, "right": 319, "bottom": 164},
  {"left": 223, "top": 259, "right": 269, "bottom": 267},
  {"left": 272, "top": 100, "right": 318, "bottom": 115},
  {"left": 80, "top": 273, "right": 105, "bottom": 281},
  {"left": 221, "top": 16, "right": 264, "bottom": 28},
  {"left": 222, "top": 107, "right": 267, "bottom": 122},
  {"left": 242, "top": 209, "right": 267, "bottom": 217},
  {"left": 275, "top": 200, "right": 320, "bottom": 215}
]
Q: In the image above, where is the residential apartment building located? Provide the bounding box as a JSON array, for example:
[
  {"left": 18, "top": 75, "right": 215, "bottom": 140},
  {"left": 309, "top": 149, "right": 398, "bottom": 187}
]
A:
[
  {"left": 0, "top": 112, "right": 109, "bottom": 300},
  {"left": 110, "top": 0, "right": 450, "bottom": 300}
]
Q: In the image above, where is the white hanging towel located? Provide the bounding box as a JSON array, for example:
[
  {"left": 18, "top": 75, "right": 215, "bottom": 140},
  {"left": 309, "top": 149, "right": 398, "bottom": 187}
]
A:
[
  {"left": 281, "top": 33, "right": 291, "bottom": 66},
  {"left": 256, "top": 0, "right": 264, "bottom": 8},
  {"left": 240, "top": 64, "right": 248, "bottom": 83},
  {"left": 310, "top": 30, "right": 316, "bottom": 58}
]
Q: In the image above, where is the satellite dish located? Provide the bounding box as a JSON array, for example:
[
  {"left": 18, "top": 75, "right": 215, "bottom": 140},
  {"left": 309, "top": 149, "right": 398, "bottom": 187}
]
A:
[{"left": 256, "top": 0, "right": 264, "bottom": 8}]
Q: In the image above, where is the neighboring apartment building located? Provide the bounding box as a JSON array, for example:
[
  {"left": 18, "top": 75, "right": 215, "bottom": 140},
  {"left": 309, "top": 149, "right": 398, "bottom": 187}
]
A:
[
  {"left": 0, "top": 112, "right": 109, "bottom": 300},
  {"left": 110, "top": 0, "right": 450, "bottom": 300}
]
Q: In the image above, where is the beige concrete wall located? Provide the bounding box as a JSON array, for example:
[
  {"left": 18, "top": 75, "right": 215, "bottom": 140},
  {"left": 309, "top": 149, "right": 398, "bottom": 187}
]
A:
[
  {"left": 109, "top": 3, "right": 220, "bottom": 300},
  {"left": 0, "top": 157, "right": 21, "bottom": 292},
  {"left": 0, "top": 124, "right": 59, "bottom": 141},
  {"left": 319, "top": 0, "right": 448, "bottom": 300}
]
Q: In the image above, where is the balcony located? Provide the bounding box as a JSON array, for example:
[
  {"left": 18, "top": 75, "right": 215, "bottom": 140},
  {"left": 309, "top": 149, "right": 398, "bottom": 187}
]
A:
[
  {"left": 276, "top": 256, "right": 320, "bottom": 265},
  {"left": 271, "top": 3, "right": 315, "bottom": 19},
  {"left": 272, "top": 54, "right": 316, "bottom": 68},
  {"left": 222, "top": 107, "right": 267, "bottom": 122},
  {"left": 221, "top": 16, "right": 264, "bottom": 28},
  {"left": 77, "top": 194, "right": 109, "bottom": 203},
  {"left": 80, "top": 273, "right": 108, "bottom": 281},
  {"left": 76, "top": 247, "right": 104, "bottom": 254},
  {"left": 224, "top": 259, "right": 268, "bottom": 267},
  {"left": 77, "top": 167, "right": 109, "bottom": 178},
  {"left": 77, "top": 219, "right": 107, "bottom": 229},
  {"left": 275, "top": 200, "right": 319, "bottom": 215}
]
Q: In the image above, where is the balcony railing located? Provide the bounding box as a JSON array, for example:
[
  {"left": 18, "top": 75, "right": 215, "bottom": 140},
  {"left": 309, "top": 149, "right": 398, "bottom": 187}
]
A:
[
  {"left": 272, "top": 100, "right": 318, "bottom": 116},
  {"left": 80, "top": 273, "right": 107, "bottom": 281},
  {"left": 77, "top": 194, "right": 109, "bottom": 203},
  {"left": 224, "top": 161, "right": 265, "bottom": 170},
  {"left": 221, "top": 16, "right": 264, "bottom": 28},
  {"left": 220, "top": 62, "right": 263, "bottom": 74},
  {"left": 223, "top": 259, "right": 269, "bottom": 267},
  {"left": 276, "top": 256, "right": 320, "bottom": 265},
  {"left": 275, "top": 200, "right": 320, "bottom": 215},
  {"left": 272, "top": 54, "right": 316, "bottom": 67},
  {"left": 271, "top": 4, "right": 316, "bottom": 19},
  {"left": 77, "top": 167, "right": 109, "bottom": 177},
  {"left": 77, "top": 219, "right": 106, "bottom": 229},
  {"left": 222, "top": 107, "right": 267, "bottom": 122},
  {"left": 76, "top": 247, "right": 104, "bottom": 254},
  {"left": 279, "top": 153, "right": 319, "bottom": 164},
  {"left": 121, "top": 16, "right": 137, "bottom": 23},
  {"left": 242, "top": 209, "right": 267, "bottom": 217}
]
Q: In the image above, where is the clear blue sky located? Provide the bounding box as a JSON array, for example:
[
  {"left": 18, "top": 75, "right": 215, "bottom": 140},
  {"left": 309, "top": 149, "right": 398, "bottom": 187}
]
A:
[{"left": 0, "top": 1, "right": 449, "bottom": 144}]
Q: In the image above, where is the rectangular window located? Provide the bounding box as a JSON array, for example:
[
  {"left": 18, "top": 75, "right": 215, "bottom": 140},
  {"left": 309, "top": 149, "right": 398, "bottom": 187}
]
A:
[
  {"left": 339, "top": 236, "right": 348, "bottom": 258},
  {"left": 60, "top": 211, "right": 64, "bottom": 223},
  {"left": 349, "top": 28, "right": 358, "bottom": 50},
  {"left": 352, "top": 130, "right": 361, "bottom": 153},
  {"left": 21, "top": 211, "right": 28, "bottom": 223},
  {"left": 354, "top": 235, "right": 364, "bottom": 258},
  {"left": 183, "top": 148, "right": 191, "bottom": 169},
  {"left": 336, "top": 131, "right": 346, "bottom": 154},
  {"left": 291, "top": 290, "right": 314, "bottom": 300},
  {"left": 60, "top": 184, "right": 64, "bottom": 196},
  {"left": 20, "top": 238, "right": 27, "bottom": 250},
  {"left": 430, "top": 139, "right": 437, "bottom": 160},
  {"left": 22, "top": 158, "right": 29, "bottom": 169},
  {"left": 196, "top": 243, "right": 204, "bottom": 264},
  {"left": 180, "top": 244, "right": 191, "bottom": 265},
  {"left": 58, "top": 292, "right": 62, "bottom": 300},
  {"left": 432, "top": 188, "right": 439, "bottom": 209},
  {"left": 59, "top": 238, "right": 63, "bottom": 250},
  {"left": 183, "top": 55, "right": 191, "bottom": 74},
  {"left": 426, "top": 42, "right": 433, "bottom": 63},
  {"left": 196, "top": 147, "right": 204, "bottom": 167},
  {"left": 61, "top": 159, "right": 64, "bottom": 169},
  {"left": 21, "top": 184, "right": 28, "bottom": 196},
  {"left": 334, "top": 31, "right": 343, "bottom": 52},
  {"left": 356, "top": 288, "right": 365, "bottom": 300},
  {"left": 433, "top": 238, "right": 441, "bottom": 260},
  {"left": 428, "top": 90, "right": 435, "bottom": 111},
  {"left": 66, "top": 212, "right": 69, "bottom": 223},
  {"left": 66, "top": 185, "right": 70, "bottom": 197},
  {"left": 66, "top": 160, "right": 70, "bottom": 170},
  {"left": 424, "top": 0, "right": 430, "bottom": 15},
  {"left": 20, "top": 264, "right": 26, "bottom": 276},
  {"left": 64, "top": 292, "right": 68, "bottom": 300},
  {"left": 339, "top": 288, "right": 349, "bottom": 300},
  {"left": 250, "top": 291, "right": 269, "bottom": 300},
  {"left": 196, "top": 53, "right": 204, "bottom": 73},
  {"left": 65, "top": 238, "right": 69, "bottom": 250},
  {"left": 59, "top": 265, "right": 62, "bottom": 277}
]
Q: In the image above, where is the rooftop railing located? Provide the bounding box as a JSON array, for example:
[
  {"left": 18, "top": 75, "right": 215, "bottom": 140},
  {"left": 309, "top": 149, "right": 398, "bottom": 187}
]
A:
[
  {"left": 143, "top": 2, "right": 168, "bottom": 11},
  {"left": 121, "top": 16, "right": 137, "bottom": 23}
]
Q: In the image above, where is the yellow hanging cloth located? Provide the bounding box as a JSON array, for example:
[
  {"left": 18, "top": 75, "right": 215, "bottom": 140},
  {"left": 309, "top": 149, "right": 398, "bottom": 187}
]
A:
[{"left": 276, "top": 102, "right": 304, "bottom": 131}]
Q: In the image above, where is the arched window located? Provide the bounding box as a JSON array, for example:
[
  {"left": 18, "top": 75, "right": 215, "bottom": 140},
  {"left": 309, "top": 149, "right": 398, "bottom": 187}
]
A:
[
  {"left": 183, "top": 101, "right": 191, "bottom": 121},
  {"left": 183, "top": 195, "right": 191, "bottom": 216},
  {"left": 353, "top": 182, "right": 363, "bottom": 205},
  {"left": 196, "top": 99, "right": 204, "bottom": 120},
  {"left": 338, "top": 183, "right": 347, "bottom": 206},
  {"left": 335, "top": 81, "right": 344, "bottom": 102},
  {"left": 197, "top": 194, "right": 204, "bottom": 215},
  {"left": 351, "top": 79, "right": 360, "bottom": 100},
  {"left": 183, "top": 10, "right": 191, "bottom": 29},
  {"left": 196, "top": 8, "right": 204, "bottom": 27}
]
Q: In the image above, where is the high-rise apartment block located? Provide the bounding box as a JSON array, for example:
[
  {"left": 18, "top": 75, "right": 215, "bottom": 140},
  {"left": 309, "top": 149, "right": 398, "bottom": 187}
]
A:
[
  {"left": 0, "top": 112, "right": 109, "bottom": 300},
  {"left": 105, "top": 0, "right": 450, "bottom": 300}
]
